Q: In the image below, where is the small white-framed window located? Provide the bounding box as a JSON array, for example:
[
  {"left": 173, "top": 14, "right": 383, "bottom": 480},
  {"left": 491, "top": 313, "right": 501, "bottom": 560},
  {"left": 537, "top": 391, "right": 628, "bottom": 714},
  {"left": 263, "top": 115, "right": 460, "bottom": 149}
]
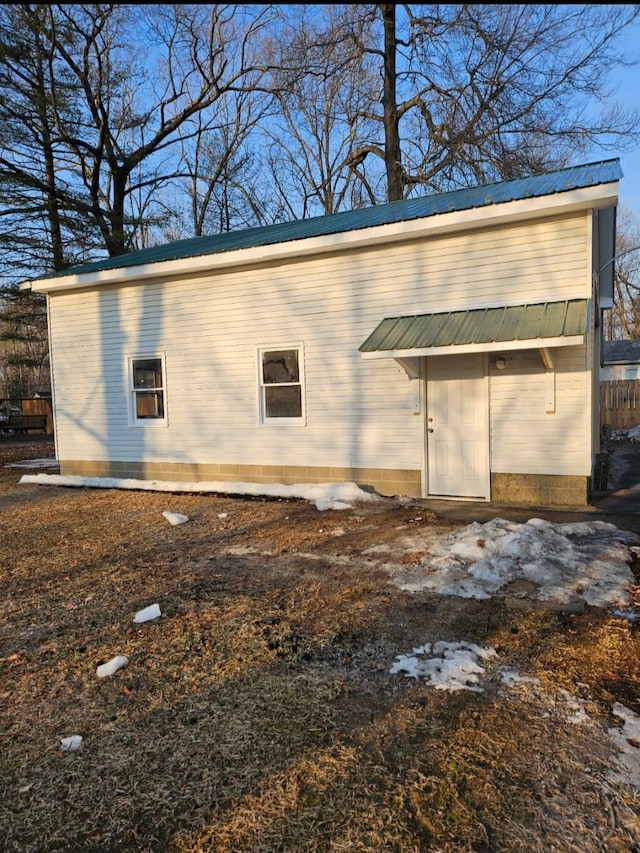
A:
[
  {"left": 128, "top": 355, "right": 167, "bottom": 425},
  {"left": 258, "top": 345, "right": 305, "bottom": 425},
  {"left": 624, "top": 367, "right": 638, "bottom": 380}
]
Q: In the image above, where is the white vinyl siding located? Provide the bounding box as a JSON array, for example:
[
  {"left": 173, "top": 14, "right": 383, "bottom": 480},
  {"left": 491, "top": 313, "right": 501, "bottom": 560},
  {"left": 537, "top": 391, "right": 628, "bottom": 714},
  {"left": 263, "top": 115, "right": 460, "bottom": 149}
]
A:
[
  {"left": 48, "top": 211, "right": 592, "bottom": 477},
  {"left": 489, "top": 346, "right": 590, "bottom": 476}
]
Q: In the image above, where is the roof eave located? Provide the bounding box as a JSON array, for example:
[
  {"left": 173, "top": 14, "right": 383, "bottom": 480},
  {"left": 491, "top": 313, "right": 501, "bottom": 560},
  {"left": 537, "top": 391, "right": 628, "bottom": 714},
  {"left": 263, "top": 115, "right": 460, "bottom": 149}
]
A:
[{"left": 22, "top": 181, "right": 619, "bottom": 294}]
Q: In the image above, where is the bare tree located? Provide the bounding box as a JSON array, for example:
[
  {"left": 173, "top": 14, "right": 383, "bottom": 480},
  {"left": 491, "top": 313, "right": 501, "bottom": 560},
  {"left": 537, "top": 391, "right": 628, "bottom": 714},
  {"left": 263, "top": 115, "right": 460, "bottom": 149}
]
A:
[
  {"left": 177, "top": 92, "right": 274, "bottom": 237},
  {"left": 267, "top": 4, "right": 640, "bottom": 204},
  {"left": 0, "top": 289, "right": 48, "bottom": 399},
  {"left": 383, "top": 4, "right": 640, "bottom": 198},
  {"left": 261, "top": 5, "right": 383, "bottom": 218},
  {"left": 0, "top": 3, "right": 275, "bottom": 282},
  {"left": 605, "top": 208, "right": 640, "bottom": 340},
  {"left": 3, "top": 4, "right": 638, "bottom": 268},
  {"left": 0, "top": 3, "right": 278, "bottom": 396}
]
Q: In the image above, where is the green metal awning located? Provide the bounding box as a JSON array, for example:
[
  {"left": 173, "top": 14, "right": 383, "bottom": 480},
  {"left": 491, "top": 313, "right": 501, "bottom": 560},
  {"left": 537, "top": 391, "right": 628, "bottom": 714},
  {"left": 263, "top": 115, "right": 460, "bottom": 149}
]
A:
[{"left": 359, "top": 299, "right": 589, "bottom": 359}]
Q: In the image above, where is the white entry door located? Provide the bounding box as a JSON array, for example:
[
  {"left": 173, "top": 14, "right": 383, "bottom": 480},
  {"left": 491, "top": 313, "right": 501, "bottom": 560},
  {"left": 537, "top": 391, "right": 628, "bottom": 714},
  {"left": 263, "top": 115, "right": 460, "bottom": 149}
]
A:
[{"left": 426, "top": 354, "right": 489, "bottom": 499}]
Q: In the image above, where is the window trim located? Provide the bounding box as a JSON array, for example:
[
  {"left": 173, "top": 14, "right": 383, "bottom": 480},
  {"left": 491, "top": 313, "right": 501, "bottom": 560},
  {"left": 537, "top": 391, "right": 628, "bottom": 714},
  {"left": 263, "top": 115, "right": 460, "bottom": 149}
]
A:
[
  {"left": 257, "top": 343, "right": 306, "bottom": 426},
  {"left": 127, "top": 353, "right": 168, "bottom": 427}
]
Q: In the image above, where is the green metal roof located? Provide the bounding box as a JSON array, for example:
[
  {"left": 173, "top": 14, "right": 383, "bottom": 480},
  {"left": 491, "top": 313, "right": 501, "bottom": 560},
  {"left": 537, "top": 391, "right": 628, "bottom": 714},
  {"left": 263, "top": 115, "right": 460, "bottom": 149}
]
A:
[
  {"left": 359, "top": 299, "right": 589, "bottom": 353},
  {"left": 34, "top": 159, "right": 621, "bottom": 282}
]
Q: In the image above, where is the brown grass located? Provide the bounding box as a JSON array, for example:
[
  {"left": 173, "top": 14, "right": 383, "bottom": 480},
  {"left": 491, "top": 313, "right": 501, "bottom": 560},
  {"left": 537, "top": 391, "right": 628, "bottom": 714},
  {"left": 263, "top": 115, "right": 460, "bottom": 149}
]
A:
[{"left": 0, "top": 438, "right": 638, "bottom": 852}]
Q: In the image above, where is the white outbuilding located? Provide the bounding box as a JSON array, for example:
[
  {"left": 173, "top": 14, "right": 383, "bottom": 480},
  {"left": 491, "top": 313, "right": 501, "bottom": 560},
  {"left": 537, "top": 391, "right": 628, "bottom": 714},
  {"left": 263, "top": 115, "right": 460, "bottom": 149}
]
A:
[{"left": 21, "top": 159, "right": 621, "bottom": 507}]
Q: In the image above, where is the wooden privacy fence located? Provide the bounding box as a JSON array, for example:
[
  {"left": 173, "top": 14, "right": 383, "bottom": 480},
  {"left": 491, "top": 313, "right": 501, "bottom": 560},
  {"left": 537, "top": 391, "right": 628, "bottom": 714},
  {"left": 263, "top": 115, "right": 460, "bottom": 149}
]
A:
[{"left": 600, "top": 379, "right": 640, "bottom": 431}]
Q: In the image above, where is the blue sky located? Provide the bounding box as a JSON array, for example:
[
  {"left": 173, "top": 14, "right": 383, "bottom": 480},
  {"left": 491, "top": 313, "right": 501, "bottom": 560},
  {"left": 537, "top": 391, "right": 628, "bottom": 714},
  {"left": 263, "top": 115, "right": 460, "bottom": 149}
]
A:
[{"left": 607, "top": 21, "right": 640, "bottom": 217}]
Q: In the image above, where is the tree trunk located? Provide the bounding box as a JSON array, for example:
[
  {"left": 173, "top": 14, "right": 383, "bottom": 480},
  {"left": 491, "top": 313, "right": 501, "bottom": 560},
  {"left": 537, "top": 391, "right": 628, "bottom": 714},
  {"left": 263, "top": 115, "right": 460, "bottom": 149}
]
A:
[{"left": 380, "top": 4, "right": 403, "bottom": 202}]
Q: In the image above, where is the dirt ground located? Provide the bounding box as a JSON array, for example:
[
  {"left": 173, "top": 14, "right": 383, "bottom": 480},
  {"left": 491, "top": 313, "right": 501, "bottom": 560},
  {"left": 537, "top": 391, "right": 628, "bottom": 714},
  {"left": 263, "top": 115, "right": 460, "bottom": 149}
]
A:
[{"left": 0, "top": 437, "right": 639, "bottom": 853}]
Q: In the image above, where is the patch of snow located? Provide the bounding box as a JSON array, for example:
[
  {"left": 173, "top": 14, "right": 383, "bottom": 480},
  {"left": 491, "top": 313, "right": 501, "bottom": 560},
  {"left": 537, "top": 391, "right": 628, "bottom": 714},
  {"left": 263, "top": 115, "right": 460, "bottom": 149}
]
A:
[
  {"left": 5, "top": 458, "right": 59, "bottom": 469},
  {"left": 390, "top": 641, "right": 498, "bottom": 693},
  {"left": 390, "top": 517, "right": 636, "bottom": 609},
  {"left": 608, "top": 703, "right": 640, "bottom": 788},
  {"left": 390, "top": 644, "right": 639, "bottom": 790},
  {"left": 612, "top": 425, "right": 640, "bottom": 441},
  {"left": 162, "top": 511, "right": 189, "bottom": 526},
  {"left": 315, "top": 498, "right": 353, "bottom": 511},
  {"left": 612, "top": 608, "right": 638, "bottom": 621},
  {"left": 133, "top": 604, "right": 161, "bottom": 623},
  {"left": 499, "top": 669, "right": 541, "bottom": 687},
  {"left": 556, "top": 689, "right": 591, "bottom": 725},
  {"left": 60, "top": 735, "right": 82, "bottom": 752},
  {"left": 162, "top": 510, "right": 189, "bottom": 526},
  {"left": 19, "top": 473, "right": 381, "bottom": 509},
  {"left": 96, "top": 655, "right": 129, "bottom": 678}
]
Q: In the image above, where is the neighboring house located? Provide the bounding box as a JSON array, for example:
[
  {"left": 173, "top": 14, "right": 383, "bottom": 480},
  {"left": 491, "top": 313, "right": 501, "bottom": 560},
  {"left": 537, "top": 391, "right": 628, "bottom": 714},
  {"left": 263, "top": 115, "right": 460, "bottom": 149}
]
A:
[
  {"left": 21, "top": 159, "right": 621, "bottom": 507},
  {"left": 601, "top": 339, "right": 640, "bottom": 380}
]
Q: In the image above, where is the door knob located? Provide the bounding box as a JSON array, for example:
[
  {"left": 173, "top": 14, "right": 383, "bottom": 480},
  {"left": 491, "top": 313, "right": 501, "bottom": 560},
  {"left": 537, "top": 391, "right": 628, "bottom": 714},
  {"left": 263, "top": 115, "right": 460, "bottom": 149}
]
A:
[{"left": 428, "top": 428, "right": 434, "bottom": 433}]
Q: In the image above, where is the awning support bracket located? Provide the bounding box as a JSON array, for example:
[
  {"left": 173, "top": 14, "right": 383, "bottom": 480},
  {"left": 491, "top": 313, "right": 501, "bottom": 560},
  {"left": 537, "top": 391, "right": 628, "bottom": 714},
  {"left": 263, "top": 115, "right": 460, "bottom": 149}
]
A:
[
  {"left": 395, "top": 357, "right": 420, "bottom": 379},
  {"left": 539, "top": 347, "right": 554, "bottom": 370}
]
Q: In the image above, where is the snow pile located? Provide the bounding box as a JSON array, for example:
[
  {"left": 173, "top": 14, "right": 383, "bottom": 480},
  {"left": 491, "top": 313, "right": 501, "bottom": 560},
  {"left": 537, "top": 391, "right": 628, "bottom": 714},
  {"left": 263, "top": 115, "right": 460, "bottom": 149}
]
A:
[
  {"left": 391, "top": 517, "right": 636, "bottom": 608},
  {"left": 19, "top": 473, "right": 379, "bottom": 510},
  {"left": 611, "top": 425, "right": 640, "bottom": 442}
]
